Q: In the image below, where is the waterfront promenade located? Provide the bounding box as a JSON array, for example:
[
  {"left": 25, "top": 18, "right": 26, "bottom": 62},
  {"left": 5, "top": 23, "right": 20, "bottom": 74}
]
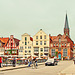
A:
[{"left": 0, "top": 61, "right": 73, "bottom": 75}]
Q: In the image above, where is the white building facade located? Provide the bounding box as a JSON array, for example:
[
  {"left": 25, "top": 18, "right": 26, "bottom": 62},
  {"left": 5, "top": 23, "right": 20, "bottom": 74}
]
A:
[
  {"left": 19, "top": 33, "right": 33, "bottom": 58},
  {"left": 33, "top": 29, "right": 49, "bottom": 58}
]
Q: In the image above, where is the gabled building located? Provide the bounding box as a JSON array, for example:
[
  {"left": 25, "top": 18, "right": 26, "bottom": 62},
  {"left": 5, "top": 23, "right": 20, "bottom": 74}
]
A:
[
  {"left": 19, "top": 33, "right": 33, "bottom": 58},
  {"left": 4, "top": 35, "right": 20, "bottom": 55},
  {"left": 49, "top": 34, "right": 73, "bottom": 60},
  {"left": 49, "top": 14, "right": 74, "bottom": 60},
  {"left": 0, "top": 38, "right": 9, "bottom": 55},
  {"left": 33, "top": 29, "right": 49, "bottom": 58}
]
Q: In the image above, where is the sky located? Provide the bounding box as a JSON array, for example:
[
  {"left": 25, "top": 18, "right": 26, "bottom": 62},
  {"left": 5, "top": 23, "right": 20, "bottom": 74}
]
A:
[{"left": 0, "top": 0, "right": 75, "bottom": 41}]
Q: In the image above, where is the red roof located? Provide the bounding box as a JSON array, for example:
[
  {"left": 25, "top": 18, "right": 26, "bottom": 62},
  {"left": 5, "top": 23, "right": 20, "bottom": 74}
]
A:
[
  {"left": 50, "top": 36, "right": 57, "bottom": 40},
  {"left": 14, "top": 38, "right": 20, "bottom": 46},
  {"left": 0, "top": 38, "right": 9, "bottom": 47},
  {"left": 30, "top": 37, "right": 33, "bottom": 41}
]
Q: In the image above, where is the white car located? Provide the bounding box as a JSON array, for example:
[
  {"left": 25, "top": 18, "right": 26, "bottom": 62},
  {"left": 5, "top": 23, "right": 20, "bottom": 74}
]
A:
[{"left": 45, "top": 58, "right": 58, "bottom": 66}]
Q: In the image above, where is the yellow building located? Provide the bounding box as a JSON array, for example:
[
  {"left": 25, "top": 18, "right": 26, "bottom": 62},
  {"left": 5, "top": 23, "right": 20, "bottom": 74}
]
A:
[
  {"left": 19, "top": 33, "right": 33, "bottom": 58},
  {"left": 33, "top": 29, "right": 49, "bottom": 58}
]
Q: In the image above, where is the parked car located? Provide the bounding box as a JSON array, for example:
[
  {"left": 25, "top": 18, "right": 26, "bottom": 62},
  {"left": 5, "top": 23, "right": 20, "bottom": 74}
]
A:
[{"left": 45, "top": 58, "right": 58, "bottom": 66}]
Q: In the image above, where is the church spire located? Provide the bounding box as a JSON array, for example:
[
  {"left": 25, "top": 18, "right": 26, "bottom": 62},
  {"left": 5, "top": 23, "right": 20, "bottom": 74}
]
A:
[
  {"left": 64, "top": 13, "right": 70, "bottom": 37},
  {"left": 64, "top": 13, "right": 69, "bottom": 29}
]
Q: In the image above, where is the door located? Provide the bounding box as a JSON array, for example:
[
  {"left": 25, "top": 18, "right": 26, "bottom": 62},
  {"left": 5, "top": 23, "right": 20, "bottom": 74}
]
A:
[{"left": 58, "top": 53, "right": 61, "bottom": 59}]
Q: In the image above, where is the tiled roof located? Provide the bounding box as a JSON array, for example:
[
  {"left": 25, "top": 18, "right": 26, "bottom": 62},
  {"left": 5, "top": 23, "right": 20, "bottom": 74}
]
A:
[
  {"left": 14, "top": 38, "right": 20, "bottom": 46},
  {"left": 30, "top": 37, "right": 33, "bottom": 41},
  {"left": 50, "top": 36, "right": 57, "bottom": 40},
  {"left": 0, "top": 38, "right": 9, "bottom": 47}
]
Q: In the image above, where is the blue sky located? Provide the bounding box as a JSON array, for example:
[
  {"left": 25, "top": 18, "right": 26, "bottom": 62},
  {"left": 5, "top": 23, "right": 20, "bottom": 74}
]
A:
[{"left": 0, "top": 0, "right": 75, "bottom": 41}]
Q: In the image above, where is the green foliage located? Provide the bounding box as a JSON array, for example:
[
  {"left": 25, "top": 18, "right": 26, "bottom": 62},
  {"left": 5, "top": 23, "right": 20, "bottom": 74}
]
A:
[
  {"left": 55, "top": 51, "right": 58, "bottom": 56},
  {"left": 63, "top": 57, "right": 66, "bottom": 60}
]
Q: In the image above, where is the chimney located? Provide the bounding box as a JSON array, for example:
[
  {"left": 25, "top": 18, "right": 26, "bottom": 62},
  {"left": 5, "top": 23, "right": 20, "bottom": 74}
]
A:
[{"left": 10, "top": 35, "right": 14, "bottom": 39}]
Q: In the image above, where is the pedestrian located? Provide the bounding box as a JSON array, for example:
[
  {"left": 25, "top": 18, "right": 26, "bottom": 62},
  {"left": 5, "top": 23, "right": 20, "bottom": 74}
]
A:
[
  {"left": 25, "top": 59, "right": 27, "bottom": 65},
  {"left": 13, "top": 58, "right": 16, "bottom": 67},
  {"left": 35, "top": 59, "right": 38, "bottom": 66},
  {"left": 32, "top": 57, "right": 37, "bottom": 69},
  {"left": 1, "top": 57, "right": 3, "bottom": 67},
  {"left": 28, "top": 56, "right": 32, "bottom": 67},
  {"left": 0, "top": 57, "right": 2, "bottom": 68}
]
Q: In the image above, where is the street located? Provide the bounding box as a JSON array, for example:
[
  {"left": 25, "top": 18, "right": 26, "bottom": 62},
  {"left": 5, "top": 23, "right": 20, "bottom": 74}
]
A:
[{"left": 1, "top": 60, "right": 73, "bottom": 75}]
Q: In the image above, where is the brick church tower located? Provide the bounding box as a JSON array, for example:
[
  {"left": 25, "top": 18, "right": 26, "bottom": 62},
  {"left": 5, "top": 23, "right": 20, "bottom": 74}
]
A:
[{"left": 64, "top": 14, "right": 70, "bottom": 37}]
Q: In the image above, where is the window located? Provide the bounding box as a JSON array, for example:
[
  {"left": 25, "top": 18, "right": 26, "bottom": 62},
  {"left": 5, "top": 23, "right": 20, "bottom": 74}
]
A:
[
  {"left": 40, "top": 41, "right": 42, "bottom": 45},
  {"left": 44, "top": 35, "right": 46, "bottom": 39},
  {"left": 5, "top": 51, "right": 7, "bottom": 53},
  {"left": 62, "top": 43, "right": 63, "bottom": 46},
  {"left": 44, "top": 41, "right": 46, "bottom": 45},
  {"left": 30, "top": 46, "right": 31, "bottom": 48},
  {"left": 25, "top": 37, "right": 27, "bottom": 41},
  {"left": 12, "top": 51, "right": 14, "bottom": 53},
  {"left": 40, "top": 36, "right": 42, "bottom": 39},
  {"left": 59, "top": 38, "right": 61, "bottom": 43},
  {"left": 53, "top": 44, "right": 55, "bottom": 46},
  {"left": 36, "top": 36, "right": 38, "bottom": 39},
  {"left": 21, "top": 50, "right": 23, "bottom": 52},
  {"left": 8, "top": 51, "right": 11, "bottom": 54},
  {"left": 34, "top": 48, "right": 39, "bottom": 52},
  {"left": 19, "top": 50, "right": 23, "bottom": 52},
  {"left": 25, "top": 50, "right": 27, "bottom": 53},
  {"left": 36, "top": 41, "right": 38, "bottom": 45},
  {"left": 65, "top": 43, "right": 66, "bottom": 46},
  {"left": 15, "top": 51, "right": 16, "bottom": 53},
  {"left": 29, "top": 50, "right": 31, "bottom": 53},
  {"left": 25, "top": 46, "right": 27, "bottom": 49},
  {"left": 44, "top": 48, "right": 48, "bottom": 52},
  {"left": 51, "top": 49, "right": 55, "bottom": 56},
  {"left": 20, "top": 46, "right": 23, "bottom": 49},
  {"left": 56, "top": 44, "right": 58, "bottom": 46},
  {"left": 28, "top": 46, "right": 30, "bottom": 49},
  {"left": 28, "top": 46, "right": 31, "bottom": 49},
  {"left": 58, "top": 49, "right": 61, "bottom": 51},
  {"left": 41, "top": 53, "right": 43, "bottom": 56},
  {"left": 25, "top": 42, "right": 27, "bottom": 45},
  {"left": 59, "top": 44, "right": 61, "bottom": 48},
  {"left": 63, "top": 49, "right": 67, "bottom": 56},
  {"left": 40, "top": 48, "right": 43, "bottom": 52}
]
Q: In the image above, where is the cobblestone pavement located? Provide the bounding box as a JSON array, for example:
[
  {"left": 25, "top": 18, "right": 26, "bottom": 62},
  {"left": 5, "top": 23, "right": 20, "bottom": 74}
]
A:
[{"left": 1, "top": 60, "right": 73, "bottom": 75}]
